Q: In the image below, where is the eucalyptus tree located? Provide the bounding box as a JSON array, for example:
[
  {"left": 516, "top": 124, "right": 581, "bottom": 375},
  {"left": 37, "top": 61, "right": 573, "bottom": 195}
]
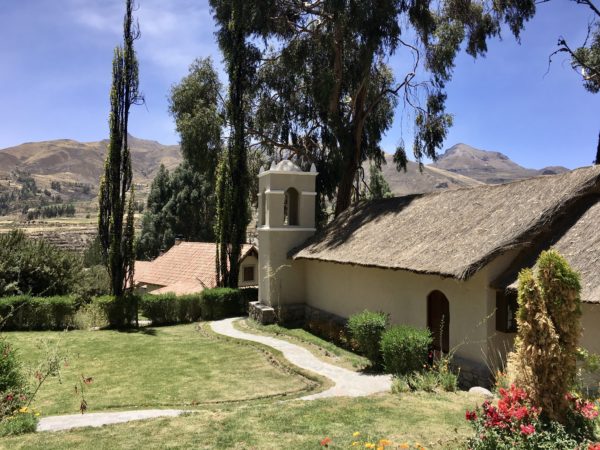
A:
[
  {"left": 98, "top": 0, "right": 143, "bottom": 298},
  {"left": 252, "top": 0, "right": 536, "bottom": 217}
]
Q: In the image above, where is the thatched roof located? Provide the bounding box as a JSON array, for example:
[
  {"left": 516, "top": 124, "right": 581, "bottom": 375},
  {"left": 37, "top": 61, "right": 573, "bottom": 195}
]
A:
[
  {"left": 293, "top": 166, "right": 600, "bottom": 281},
  {"left": 497, "top": 201, "right": 600, "bottom": 304}
]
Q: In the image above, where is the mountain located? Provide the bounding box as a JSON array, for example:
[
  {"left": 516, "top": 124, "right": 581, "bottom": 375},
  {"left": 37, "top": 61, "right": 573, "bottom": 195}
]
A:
[
  {"left": 374, "top": 155, "right": 484, "bottom": 197},
  {"left": 0, "top": 135, "right": 182, "bottom": 187},
  {"left": 431, "top": 143, "right": 569, "bottom": 184}
]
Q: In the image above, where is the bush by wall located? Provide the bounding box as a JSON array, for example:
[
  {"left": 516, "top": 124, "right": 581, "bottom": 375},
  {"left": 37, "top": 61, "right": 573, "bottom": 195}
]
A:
[
  {"left": 0, "top": 296, "right": 77, "bottom": 331},
  {"left": 380, "top": 325, "right": 432, "bottom": 376},
  {"left": 139, "top": 293, "right": 202, "bottom": 325},
  {"left": 239, "top": 288, "right": 258, "bottom": 312},
  {"left": 200, "top": 288, "right": 245, "bottom": 320},
  {"left": 347, "top": 310, "right": 389, "bottom": 366}
]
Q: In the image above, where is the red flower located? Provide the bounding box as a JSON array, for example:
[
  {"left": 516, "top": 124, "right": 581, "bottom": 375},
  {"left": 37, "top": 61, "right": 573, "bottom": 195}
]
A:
[
  {"left": 520, "top": 424, "right": 535, "bottom": 436},
  {"left": 466, "top": 410, "right": 477, "bottom": 421},
  {"left": 588, "top": 443, "right": 600, "bottom": 450},
  {"left": 320, "top": 437, "right": 332, "bottom": 447}
]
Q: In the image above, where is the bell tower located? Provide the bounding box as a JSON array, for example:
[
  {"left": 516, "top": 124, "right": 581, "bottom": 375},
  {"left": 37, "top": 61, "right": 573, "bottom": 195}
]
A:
[{"left": 252, "top": 160, "right": 317, "bottom": 323}]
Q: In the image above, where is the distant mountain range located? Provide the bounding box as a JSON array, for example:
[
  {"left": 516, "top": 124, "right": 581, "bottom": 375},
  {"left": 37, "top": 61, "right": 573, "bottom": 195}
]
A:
[
  {"left": 0, "top": 135, "right": 181, "bottom": 187},
  {"left": 0, "top": 138, "right": 571, "bottom": 200},
  {"left": 375, "top": 143, "right": 570, "bottom": 196}
]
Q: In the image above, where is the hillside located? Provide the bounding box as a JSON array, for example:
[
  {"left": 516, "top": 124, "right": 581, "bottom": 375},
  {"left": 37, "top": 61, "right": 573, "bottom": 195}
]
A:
[
  {"left": 0, "top": 135, "right": 181, "bottom": 187},
  {"left": 431, "top": 143, "right": 569, "bottom": 184}
]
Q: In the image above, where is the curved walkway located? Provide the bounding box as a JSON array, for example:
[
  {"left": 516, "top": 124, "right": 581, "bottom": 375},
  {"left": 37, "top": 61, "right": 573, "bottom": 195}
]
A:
[
  {"left": 211, "top": 317, "right": 392, "bottom": 400},
  {"left": 37, "top": 317, "right": 391, "bottom": 432}
]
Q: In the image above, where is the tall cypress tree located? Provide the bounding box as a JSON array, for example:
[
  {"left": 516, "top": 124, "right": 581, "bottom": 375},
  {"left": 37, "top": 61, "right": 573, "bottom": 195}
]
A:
[
  {"left": 98, "top": 0, "right": 142, "bottom": 299},
  {"left": 210, "top": 0, "right": 260, "bottom": 287}
]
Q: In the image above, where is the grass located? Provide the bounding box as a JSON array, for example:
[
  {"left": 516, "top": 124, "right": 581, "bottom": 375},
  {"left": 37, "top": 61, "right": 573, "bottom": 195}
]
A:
[
  {"left": 238, "top": 319, "right": 369, "bottom": 371},
  {"left": 3, "top": 323, "right": 318, "bottom": 416},
  {"left": 1, "top": 392, "right": 478, "bottom": 449}
]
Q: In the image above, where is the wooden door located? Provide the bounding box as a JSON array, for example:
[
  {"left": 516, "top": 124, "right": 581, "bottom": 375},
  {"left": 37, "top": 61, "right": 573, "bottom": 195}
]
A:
[{"left": 427, "top": 290, "right": 450, "bottom": 353}]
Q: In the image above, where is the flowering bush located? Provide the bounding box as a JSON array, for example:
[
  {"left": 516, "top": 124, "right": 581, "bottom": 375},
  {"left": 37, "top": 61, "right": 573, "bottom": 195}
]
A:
[{"left": 466, "top": 385, "right": 599, "bottom": 449}]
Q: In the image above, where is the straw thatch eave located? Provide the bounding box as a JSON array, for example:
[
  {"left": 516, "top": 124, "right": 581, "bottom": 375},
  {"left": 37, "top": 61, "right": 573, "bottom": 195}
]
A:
[{"left": 292, "top": 166, "right": 600, "bottom": 282}]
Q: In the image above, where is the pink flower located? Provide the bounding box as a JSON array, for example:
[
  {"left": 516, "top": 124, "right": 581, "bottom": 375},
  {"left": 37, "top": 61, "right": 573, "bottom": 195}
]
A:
[{"left": 520, "top": 424, "right": 535, "bottom": 436}]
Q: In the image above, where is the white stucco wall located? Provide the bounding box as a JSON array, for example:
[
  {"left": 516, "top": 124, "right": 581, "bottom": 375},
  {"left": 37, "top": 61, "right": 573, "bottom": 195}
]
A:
[{"left": 302, "top": 259, "right": 498, "bottom": 365}]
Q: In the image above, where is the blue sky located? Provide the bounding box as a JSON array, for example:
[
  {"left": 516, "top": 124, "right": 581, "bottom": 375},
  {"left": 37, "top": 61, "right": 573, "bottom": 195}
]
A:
[{"left": 0, "top": 0, "right": 597, "bottom": 169}]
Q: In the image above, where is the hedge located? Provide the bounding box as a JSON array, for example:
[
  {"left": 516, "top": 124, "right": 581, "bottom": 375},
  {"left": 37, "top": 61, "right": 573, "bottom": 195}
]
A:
[
  {"left": 93, "top": 295, "right": 138, "bottom": 328},
  {"left": 200, "top": 288, "right": 245, "bottom": 320},
  {"left": 0, "top": 295, "right": 77, "bottom": 331},
  {"left": 380, "top": 325, "right": 432, "bottom": 376},
  {"left": 139, "top": 293, "right": 202, "bottom": 326}
]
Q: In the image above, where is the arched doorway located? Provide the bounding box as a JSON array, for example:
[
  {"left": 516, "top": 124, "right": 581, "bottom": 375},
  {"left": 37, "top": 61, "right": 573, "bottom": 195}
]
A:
[
  {"left": 283, "top": 187, "right": 299, "bottom": 226},
  {"left": 427, "top": 290, "right": 450, "bottom": 353}
]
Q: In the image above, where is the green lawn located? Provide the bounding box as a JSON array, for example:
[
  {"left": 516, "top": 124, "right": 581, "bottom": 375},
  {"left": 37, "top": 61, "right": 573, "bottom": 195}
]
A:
[
  {"left": 3, "top": 324, "right": 318, "bottom": 416},
  {"left": 1, "top": 392, "right": 478, "bottom": 449}
]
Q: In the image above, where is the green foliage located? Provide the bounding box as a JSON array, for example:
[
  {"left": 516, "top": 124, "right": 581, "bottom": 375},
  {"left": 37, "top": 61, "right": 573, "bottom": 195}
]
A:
[
  {"left": 200, "top": 288, "right": 245, "bottom": 320},
  {"left": 26, "top": 203, "right": 75, "bottom": 220},
  {"left": 0, "top": 230, "right": 81, "bottom": 297},
  {"left": 347, "top": 310, "right": 389, "bottom": 366},
  {"left": 365, "top": 163, "right": 393, "bottom": 200},
  {"left": 93, "top": 295, "right": 138, "bottom": 329},
  {"left": 73, "top": 302, "right": 110, "bottom": 330},
  {"left": 380, "top": 325, "right": 432, "bottom": 376},
  {"left": 0, "top": 338, "right": 30, "bottom": 425},
  {"left": 250, "top": 0, "right": 535, "bottom": 216},
  {"left": 136, "top": 162, "right": 216, "bottom": 260},
  {"left": 0, "top": 410, "right": 38, "bottom": 437},
  {"left": 508, "top": 250, "right": 582, "bottom": 422},
  {"left": 82, "top": 236, "right": 104, "bottom": 268},
  {"left": 73, "top": 265, "right": 111, "bottom": 304},
  {"left": 169, "top": 57, "right": 224, "bottom": 175},
  {"left": 98, "top": 0, "right": 141, "bottom": 300},
  {"left": 0, "top": 296, "right": 77, "bottom": 331},
  {"left": 139, "top": 293, "right": 202, "bottom": 326}
]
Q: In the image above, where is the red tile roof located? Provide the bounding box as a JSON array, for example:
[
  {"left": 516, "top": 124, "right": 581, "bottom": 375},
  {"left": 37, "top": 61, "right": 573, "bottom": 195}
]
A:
[{"left": 134, "top": 242, "right": 256, "bottom": 293}]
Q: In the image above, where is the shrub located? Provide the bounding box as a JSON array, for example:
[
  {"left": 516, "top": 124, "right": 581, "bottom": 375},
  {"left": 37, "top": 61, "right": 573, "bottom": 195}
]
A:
[
  {"left": 139, "top": 293, "right": 202, "bottom": 326},
  {"left": 0, "top": 408, "right": 38, "bottom": 437},
  {"left": 380, "top": 325, "right": 431, "bottom": 376},
  {"left": 0, "top": 339, "right": 30, "bottom": 424},
  {"left": 466, "top": 384, "right": 598, "bottom": 449},
  {"left": 0, "top": 229, "right": 81, "bottom": 296},
  {"left": 239, "top": 288, "right": 258, "bottom": 312},
  {"left": 347, "top": 310, "right": 389, "bottom": 366},
  {"left": 201, "top": 288, "right": 244, "bottom": 320},
  {"left": 73, "top": 302, "right": 110, "bottom": 330},
  {"left": 507, "top": 250, "right": 581, "bottom": 422},
  {"left": 0, "top": 296, "right": 77, "bottom": 331}
]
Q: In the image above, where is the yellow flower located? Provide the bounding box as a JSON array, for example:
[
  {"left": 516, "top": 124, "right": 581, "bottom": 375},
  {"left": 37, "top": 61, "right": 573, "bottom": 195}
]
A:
[
  {"left": 365, "top": 443, "right": 376, "bottom": 449},
  {"left": 378, "top": 439, "right": 393, "bottom": 447},
  {"left": 19, "top": 406, "right": 28, "bottom": 413},
  {"left": 35, "top": 412, "right": 40, "bottom": 417},
  {"left": 353, "top": 431, "right": 361, "bottom": 437},
  {"left": 352, "top": 442, "right": 360, "bottom": 447},
  {"left": 399, "top": 444, "right": 409, "bottom": 449}
]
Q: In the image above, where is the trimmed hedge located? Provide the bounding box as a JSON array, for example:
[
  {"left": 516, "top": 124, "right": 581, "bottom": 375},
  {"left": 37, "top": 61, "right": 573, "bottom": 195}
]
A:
[
  {"left": 380, "top": 325, "right": 432, "bottom": 376},
  {"left": 347, "top": 310, "right": 389, "bottom": 366},
  {"left": 139, "top": 293, "right": 202, "bottom": 326},
  {"left": 201, "top": 288, "right": 245, "bottom": 320},
  {"left": 93, "top": 295, "right": 138, "bottom": 328},
  {"left": 0, "top": 295, "right": 77, "bottom": 330}
]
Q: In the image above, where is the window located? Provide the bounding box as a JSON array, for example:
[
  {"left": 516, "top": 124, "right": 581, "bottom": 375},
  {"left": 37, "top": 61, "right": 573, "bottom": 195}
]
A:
[
  {"left": 260, "top": 190, "right": 266, "bottom": 226},
  {"left": 283, "top": 188, "right": 299, "bottom": 226},
  {"left": 243, "top": 265, "right": 255, "bottom": 282},
  {"left": 496, "top": 290, "right": 518, "bottom": 333}
]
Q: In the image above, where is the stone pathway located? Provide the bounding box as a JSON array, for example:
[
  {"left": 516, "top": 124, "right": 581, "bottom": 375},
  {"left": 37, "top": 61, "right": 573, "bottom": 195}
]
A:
[
  {"left": 37, "top": 409, "right": 184, "bottom": 432},
  {"left": 37, "top": 317, "right": 391, "bottom": 432},
  {"left": 210, "top": 317, "right": 392, "bottom": 400}
]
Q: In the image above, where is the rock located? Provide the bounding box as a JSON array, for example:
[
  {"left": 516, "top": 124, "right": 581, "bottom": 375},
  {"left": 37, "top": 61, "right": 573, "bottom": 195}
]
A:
[{"left": 468, "top": 386, "right": 494, "bottom": 398}]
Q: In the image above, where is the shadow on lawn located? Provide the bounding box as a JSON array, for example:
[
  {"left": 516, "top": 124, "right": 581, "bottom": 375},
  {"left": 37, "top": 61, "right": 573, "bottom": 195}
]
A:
[{"left": 116, "top": 327, "right": 158, "bottom": 336}]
